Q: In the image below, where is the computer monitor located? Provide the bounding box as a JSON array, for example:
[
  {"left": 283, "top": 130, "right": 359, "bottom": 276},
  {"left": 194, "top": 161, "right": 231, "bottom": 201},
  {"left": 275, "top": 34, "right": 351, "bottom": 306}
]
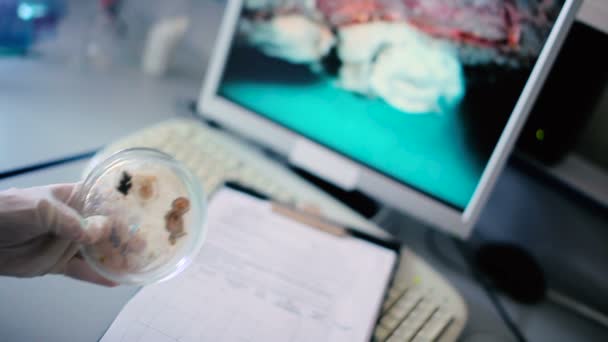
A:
[{"left": 198, "top": 0, "right": 581, "bottom": 238}]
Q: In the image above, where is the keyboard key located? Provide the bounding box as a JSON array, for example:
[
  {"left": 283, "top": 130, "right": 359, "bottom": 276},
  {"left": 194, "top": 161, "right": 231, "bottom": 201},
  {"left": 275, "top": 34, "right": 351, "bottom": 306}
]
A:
[
  {"left": 393, "top": 273, "right": 410, "bottom": 284},
  {"left": 397, "top": 296, "right": 420, "bottom": 310},
  {"left": 393, "top": 281, "right": 409, "bottom": 293},
  {"left": 222, "top": 157, "right": 240, "bottom": 171},
  {"left": 389, "top": 322, "right": 417, "bottom": 341},
  {"left": 389, "top": 287, "right": 406, "bottom": 300},
  {"left": 373, "top": 326, "right": 391, "bottom": 341},
  {"left": 405, "top": 286, "right": 424, "bottom": 298},
  {"left": 389, "top": 304, "right": 410, "bottom": 319},
  {"left": 408, "top": 304, "right": 436, "bottom": 325},
  {"left": 414, "top": 310, "right": 453, "bottom": 341},
  {"left": 386, "top": 288, "right": 404, "bottom": 301},
  {"left": 382, "top": 299, "right": 398, "bottom": 313},
  {"left": 383, "top": 286, "right": 416, "bottom": 313},
  {"left": 415, "top": 299, "right": 436, "bottom": 311},
  {"left": 205, "top": 142, "right": 220, "bottom": 154},
  {"left": 379, "top": 314, "right": 401, "bottom": 331}
]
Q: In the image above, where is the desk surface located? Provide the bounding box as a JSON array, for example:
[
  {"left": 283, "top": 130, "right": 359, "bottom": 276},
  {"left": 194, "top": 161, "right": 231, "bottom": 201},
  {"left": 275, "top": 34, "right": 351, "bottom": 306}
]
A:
[
  {"left": 1, "top": 47, "right": 607, "bottom": 341},
  {"left": 1, "top": 158, "right": 607, "bottom": 341},
  {"left": 0, "top": 58, "right": 198, "bottom": 174},
  {"left": 0, "top": 0, "right": 225, "bottom": 175},
  {"left": 381, "top": 161, "right": 608, "bottom": 341}
]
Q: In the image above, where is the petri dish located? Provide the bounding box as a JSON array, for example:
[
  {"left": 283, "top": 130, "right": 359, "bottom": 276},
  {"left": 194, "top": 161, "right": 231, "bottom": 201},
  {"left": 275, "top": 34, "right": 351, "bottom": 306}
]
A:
[{"left": 76, "top": 147, "right": 206, "bottom": 285}]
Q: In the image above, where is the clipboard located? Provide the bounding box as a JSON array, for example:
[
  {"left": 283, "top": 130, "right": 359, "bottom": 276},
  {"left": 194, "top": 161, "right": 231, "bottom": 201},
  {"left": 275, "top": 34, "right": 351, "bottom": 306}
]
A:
[
  {"left": 101, "top": 181, "right": 403, "bottom": 342},
  {"left": 223, "top": 181, "right": 403, "bottom": 341},
  {"left": 224, "top": 181, "right": 403, "bottom": 253}
]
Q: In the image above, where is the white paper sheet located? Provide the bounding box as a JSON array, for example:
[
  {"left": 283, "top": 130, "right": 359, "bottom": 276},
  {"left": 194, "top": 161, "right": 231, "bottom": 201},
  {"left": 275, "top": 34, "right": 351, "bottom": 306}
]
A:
[{"left": 100, "top": 187, "right": 397, "bottom": 342}]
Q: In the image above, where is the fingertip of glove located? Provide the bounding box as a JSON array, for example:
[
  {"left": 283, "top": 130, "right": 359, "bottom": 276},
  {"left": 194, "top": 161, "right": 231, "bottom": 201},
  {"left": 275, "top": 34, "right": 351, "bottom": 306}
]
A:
[{"left": 64, "top": 258, "right": 119, "bottom": 287}]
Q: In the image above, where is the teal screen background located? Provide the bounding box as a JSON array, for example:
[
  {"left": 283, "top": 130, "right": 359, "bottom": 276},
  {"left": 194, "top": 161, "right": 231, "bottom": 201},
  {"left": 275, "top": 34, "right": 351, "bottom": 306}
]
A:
[{"left": 219, "top": 46, "right": 511, "bottom": 210}]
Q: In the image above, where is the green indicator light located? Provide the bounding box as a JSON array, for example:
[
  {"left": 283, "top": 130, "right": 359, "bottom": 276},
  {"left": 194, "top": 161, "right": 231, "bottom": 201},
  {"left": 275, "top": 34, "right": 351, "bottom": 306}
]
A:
[{"left": 536, "top": 129, "right": 545, "bottom": 141}]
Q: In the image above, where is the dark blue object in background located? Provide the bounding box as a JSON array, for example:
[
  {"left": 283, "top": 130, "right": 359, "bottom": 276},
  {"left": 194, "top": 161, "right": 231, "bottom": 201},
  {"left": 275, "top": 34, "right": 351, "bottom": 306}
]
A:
[{"left": 0, "top": 0, "right": 65, "bottom": 55}]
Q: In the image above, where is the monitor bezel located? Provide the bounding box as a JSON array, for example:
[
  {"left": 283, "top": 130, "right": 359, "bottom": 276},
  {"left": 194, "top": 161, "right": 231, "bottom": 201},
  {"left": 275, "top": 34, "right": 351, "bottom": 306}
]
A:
[{"left": 198, "top": 0, "right": 581, "bottom": 238}]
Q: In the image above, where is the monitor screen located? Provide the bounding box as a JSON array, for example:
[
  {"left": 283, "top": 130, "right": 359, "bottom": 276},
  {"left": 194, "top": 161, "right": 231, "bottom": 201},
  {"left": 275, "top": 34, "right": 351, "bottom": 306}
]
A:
[{"left": 217, "top": 0, "right": 567, "bottom": 210}]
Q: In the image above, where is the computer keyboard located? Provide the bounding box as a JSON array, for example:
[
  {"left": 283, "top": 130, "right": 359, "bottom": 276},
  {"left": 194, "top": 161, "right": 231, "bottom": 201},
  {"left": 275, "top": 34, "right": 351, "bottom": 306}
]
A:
[
  {"left": 375, "top": 248, "right": 465, "bottom": 342},
  {"left": 86, "top": 117, "right": 467, "bottom": 342},
  {"left": 85, "top": 118, "right": 295, "bottom": 204}
]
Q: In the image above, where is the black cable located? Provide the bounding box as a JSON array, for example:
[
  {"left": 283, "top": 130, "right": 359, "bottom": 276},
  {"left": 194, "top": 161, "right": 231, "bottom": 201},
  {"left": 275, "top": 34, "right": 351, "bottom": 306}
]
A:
[
  {"left": 481, "top": 277, "right": 528, "bottom": 342},
  {"left": 425, "top": 230, "right": 527, "bottom": 341},
  {"left": 451, "top": 237, "right": 528, "bottom": 342}
]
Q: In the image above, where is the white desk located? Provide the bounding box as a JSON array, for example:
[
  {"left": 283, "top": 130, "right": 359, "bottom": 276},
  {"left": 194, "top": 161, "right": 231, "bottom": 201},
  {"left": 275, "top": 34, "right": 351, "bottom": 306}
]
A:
[
  {"left": 0, "top": 59, "right": 198, "bottom": 174},
  {"left": 0, "top": 0, "right": 225, "bottom": 174},
  {"left": 2, "top": 158, "right": 607, "bottom": 341}
]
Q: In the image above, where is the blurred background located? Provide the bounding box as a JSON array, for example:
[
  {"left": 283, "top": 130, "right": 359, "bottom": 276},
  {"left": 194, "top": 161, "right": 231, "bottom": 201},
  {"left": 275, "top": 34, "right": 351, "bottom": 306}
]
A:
[
  {"left": 0, "top": 0, "right": 225, "bottom": 79},
  {"left": 2, "top": 0, "right": 605, "bottom": 180}
]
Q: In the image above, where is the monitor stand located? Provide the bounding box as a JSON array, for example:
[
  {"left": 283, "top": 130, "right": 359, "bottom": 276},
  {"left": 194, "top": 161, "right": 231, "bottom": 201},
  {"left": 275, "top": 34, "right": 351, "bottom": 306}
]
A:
[{"left": 290, "top": 165, "right": 380, "bottom": 219}]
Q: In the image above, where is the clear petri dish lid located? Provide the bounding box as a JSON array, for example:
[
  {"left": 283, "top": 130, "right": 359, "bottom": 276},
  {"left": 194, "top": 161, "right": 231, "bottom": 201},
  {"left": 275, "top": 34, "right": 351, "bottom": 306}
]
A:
[{"left": 76, "top": 147, "right": 206, "bottom": 285}]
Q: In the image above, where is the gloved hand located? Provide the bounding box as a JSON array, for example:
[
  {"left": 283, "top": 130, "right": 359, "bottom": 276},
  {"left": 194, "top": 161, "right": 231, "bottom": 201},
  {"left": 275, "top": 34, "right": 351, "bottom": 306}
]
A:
[{"left": 0, "top": 183, "right": 116, "bottom": 286}]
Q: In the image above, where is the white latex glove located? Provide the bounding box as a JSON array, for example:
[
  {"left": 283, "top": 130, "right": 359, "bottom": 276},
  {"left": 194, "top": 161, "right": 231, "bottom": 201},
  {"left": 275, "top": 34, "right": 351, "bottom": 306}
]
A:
[{"left": 0, "top": 183, "right": 116, "bottom": 286}]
